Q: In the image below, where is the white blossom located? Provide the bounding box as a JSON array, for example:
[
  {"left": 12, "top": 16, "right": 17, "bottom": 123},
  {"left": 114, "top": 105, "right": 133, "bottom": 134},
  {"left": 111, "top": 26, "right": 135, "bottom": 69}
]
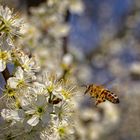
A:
[
  {"left": 7, "top": 66, "right": 34, "bottom": 89},
  {"left": 23, "top": 94, "right": 53, "bottom": 126}
]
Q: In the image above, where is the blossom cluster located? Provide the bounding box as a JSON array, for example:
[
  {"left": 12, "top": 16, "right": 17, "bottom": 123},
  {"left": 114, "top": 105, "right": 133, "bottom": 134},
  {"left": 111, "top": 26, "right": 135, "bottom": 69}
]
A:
[{"left": 0, "top": 2, "right": 82, "bottom": 139}]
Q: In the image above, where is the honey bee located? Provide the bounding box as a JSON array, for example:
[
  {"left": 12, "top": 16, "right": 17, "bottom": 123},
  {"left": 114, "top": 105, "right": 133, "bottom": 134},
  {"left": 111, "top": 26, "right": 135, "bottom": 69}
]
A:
[{"left": 83, "top": 84, "right": 119, "bottom": 105}]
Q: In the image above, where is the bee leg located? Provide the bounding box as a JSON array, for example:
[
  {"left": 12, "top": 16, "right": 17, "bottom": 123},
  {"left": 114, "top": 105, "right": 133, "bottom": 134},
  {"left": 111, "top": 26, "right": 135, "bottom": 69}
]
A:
[
  {"left": 83, "top": 85, "right": 90, "bottom": 94},
  {"left": 84, "top": 88, "right": 89, "bottom": 94},
  {"left": 95, "top": 98, "right": 105, "bottom": 106},
  {"left": 95, "top": 100, "right": 101, "bottom": 106}
]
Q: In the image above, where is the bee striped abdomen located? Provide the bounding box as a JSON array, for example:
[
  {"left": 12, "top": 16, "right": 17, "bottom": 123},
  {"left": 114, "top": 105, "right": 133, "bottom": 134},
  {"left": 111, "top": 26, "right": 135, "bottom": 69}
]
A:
[{"left": 104, "top": 90, "right": 119, "bottom": 104}]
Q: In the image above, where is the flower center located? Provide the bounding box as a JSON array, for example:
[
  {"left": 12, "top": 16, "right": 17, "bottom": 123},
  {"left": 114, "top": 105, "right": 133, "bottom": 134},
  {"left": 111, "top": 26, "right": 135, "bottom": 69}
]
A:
[
  {"left": 18, "top": 80, "right": 25, "bottom": 87},
  {"left": 58, "top": 127, "right": 66, "bottom": 137},
  {"left": 37, "top": 107, "right": 43, "bottom": 114},
  {"left": 0, "top": 51, "right": 9, "bottom": 60},
  {"left": 47, "top": 84, "right": 54, "bottom": 93},
  {"left": 6, "top": 88, "right": 15, "bottom": 97},
  {"left": 61, "top": 89, "right": 70, "bottom": 99}
]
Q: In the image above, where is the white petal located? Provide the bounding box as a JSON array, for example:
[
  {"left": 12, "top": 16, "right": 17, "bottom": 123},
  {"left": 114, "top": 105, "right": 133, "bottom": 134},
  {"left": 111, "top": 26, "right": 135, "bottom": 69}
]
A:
[
  {"left": 36, "top": 95, "right": 46, "bottom": 107},
  {"left": 47, "top": 104, "right": 53, "bottom": 112},
  {"left": 0, "top": 59, "right": 6, "bottom": 72},
  {"left": 11, "top": 109, "right": 24, "bottom": 121},
  {"left": 41, "top": 112, "right": 51, "bottom": 125},
  {"left": 1, "top": 109, "right": 12, "bottom": 120},
  {"left": 53, "top": 90, "right": 63, "bottom": 99},
  {"left": 25, "top": 109, "right": 36, "bottom": 115},
  {"left": 7, "top": 77, "right": 19, "bottom": 88},
  {"left": 20, "top": 97, "right": 30, "bottom": 108},
  {"left": 15, "top": 67, "right": 23, "bottom": 79},
  {"left": 33, "top": 82, "right": 45, "bottom": 94},
  {"left": 27, "top": 115, "right": 39, "bottom": 126}
]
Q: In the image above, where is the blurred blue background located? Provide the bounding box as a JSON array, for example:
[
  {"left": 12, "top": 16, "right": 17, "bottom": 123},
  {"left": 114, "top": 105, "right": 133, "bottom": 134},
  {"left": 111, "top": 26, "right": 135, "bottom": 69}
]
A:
[{"left": 70, "top": 0, "right": 133, "bottom": 52}]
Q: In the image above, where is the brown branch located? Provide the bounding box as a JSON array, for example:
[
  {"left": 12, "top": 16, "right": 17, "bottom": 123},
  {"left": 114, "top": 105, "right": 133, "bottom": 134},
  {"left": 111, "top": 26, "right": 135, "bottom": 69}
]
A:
[
  {"left": 59, "top": 10, "right": 71, "bottom": 80},
  {"left": 63, "top": 37, "right": 68, "bottom": 54},
  {"left": 2, "top": 66, "right": 11, "bottom": 82},
  {"left": 62, "top": 10, "right": 70, "bottom": 55}
]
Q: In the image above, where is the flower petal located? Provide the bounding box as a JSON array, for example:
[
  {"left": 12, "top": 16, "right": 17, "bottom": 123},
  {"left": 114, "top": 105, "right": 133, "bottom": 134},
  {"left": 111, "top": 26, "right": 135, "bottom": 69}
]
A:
[
  {"left": 7, "top": 77, "right": 19, "bottom": 88},
  {"left": 27, "top": 115, "right": 39, "bottom": 126},
  {"left": 36, "top": 94, "right": 46, "bottom": 107},
  {"left": 25, "top": 109, "right": 36, "bottom": 115},
  {"left": 41, "top": 112, "right": 51, "bottom": 125},
  {"left": 0, "top": 59, "right": 6, "bottom": 72},
  {"left": 1, "top": 109, "right": 12, "bottom": 121},
  {"left": 11, "top": 109, "right": 25, "bottom": 121},
  {"left": 15, "top": 67, "right": 24, "bottom": 79}
]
